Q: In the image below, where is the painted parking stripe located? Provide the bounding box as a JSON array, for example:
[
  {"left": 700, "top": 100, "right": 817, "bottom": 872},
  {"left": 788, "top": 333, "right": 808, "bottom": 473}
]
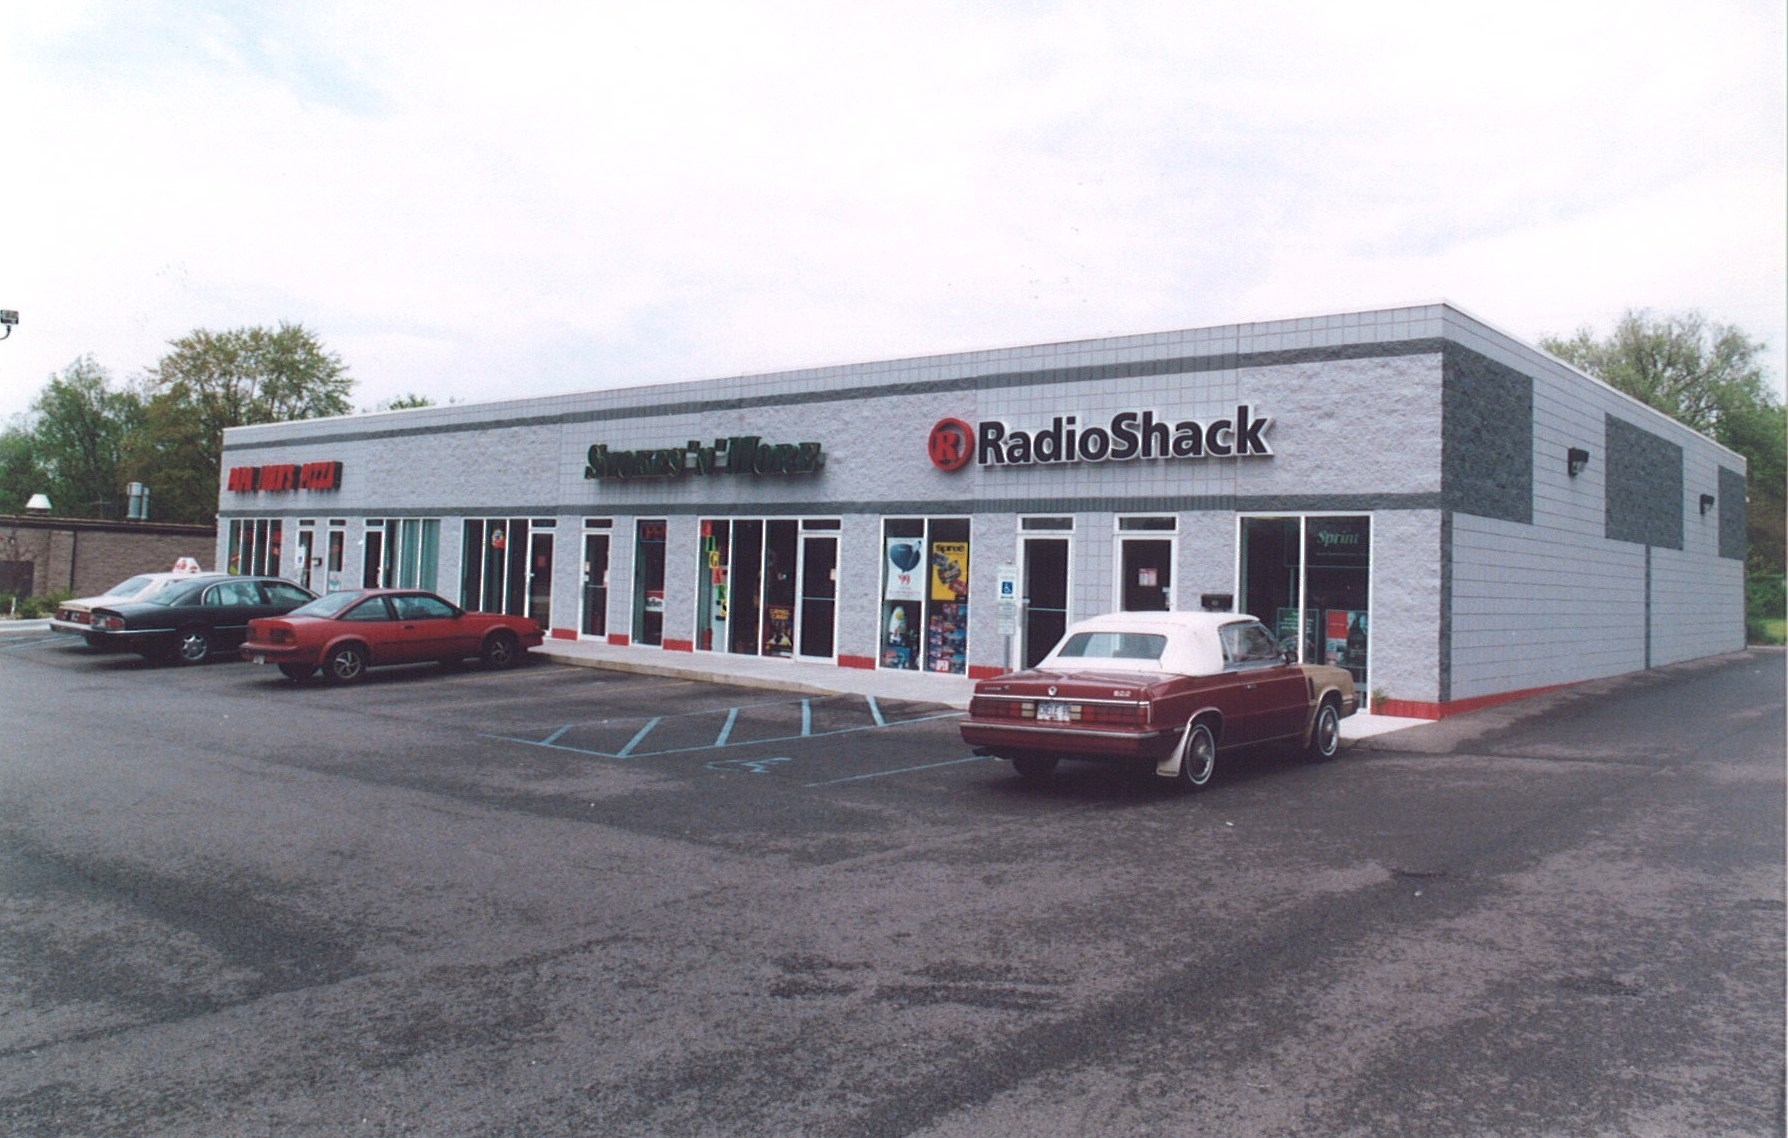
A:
[
  {"left": 867, "top": 695, "right": 886, "bottom": 727},
  {"left": 805, "top": 755, "right": 991, "bottom": 787},
  {"left": 714, "top": 706, "right": 739, "bottom": 748},
  {"left": 486, "top": 708, "right": 964, "bottom": 760},
  {"left": 616, "top": 717, "right": 662, "bottom": 757}
]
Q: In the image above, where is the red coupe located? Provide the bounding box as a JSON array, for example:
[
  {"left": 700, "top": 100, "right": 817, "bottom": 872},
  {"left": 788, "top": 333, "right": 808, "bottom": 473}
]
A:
[
  {"left": 960, "top": 611, "right": 1358, "bottom": 789},
  {"left": 240, "top": 589, "right": 544, "bottom": 682}
]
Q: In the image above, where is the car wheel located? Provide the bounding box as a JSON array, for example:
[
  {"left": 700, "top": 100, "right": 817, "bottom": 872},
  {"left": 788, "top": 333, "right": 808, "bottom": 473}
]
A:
[
  {"left": 1012, "top": 755, "right": 1058, "bottom": 782},
  {"left": 1306, "top": 700, "right": 1342, "bottom": 762},
  {"left": 481, "top": 630, "right": 520, "bottom": 669},
  {"left": 174, "top": 627, "right": 213, "bottom": 665},
  {"left": 279, "top": 663, "right": 317, "bottom": 682},
  {"left": 1177, "top": 721, "right": 1217, "bottom": 790},
  {"left": 325, "top": 643, "right": 367, "bottom": 684}
]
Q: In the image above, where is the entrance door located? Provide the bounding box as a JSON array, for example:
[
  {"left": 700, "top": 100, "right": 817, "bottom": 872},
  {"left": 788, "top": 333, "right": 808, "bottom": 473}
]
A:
[
  {"left": 1022, "top": 537, "right": 1069, "bottom": 666},
  {"left": 1120, "top": 539, "right": 1173, "bottom": 611},
  {"left": 796, "top": 534, "right": 837, "bottom": 659},
  {"left": 528, "top": 531, "right": 553, "bottom": 630},
  {"left": 633, "top": 520, "right": 666, "bottom": 646},
  {"left": 582, "top": 534, "right": 610, "bottom": 636},
  {"left": 295, "top": 526, "right": 315, "bottom": 592}
]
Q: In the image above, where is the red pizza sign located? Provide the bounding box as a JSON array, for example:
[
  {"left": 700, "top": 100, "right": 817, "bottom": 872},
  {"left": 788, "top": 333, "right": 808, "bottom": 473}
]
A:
[{"left": 226, "top": 461, "right": 344, "bottom": 492}]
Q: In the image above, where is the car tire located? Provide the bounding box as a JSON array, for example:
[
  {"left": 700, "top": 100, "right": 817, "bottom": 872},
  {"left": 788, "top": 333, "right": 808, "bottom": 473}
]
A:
[
  {"left": 1012, "top": 755, "right": 1058, "bottom": 782},
  {"left": 325, "top": 643, "right": 368, "bottom": 684},
  {"left": 279, "top": 663, "right": 317, "bottom": 682},
  {"left": 174, "top": 627, "right": 213, "bottom": 665},
  {"left": 481, "top": 630, "right": 520, "bottom": 670},
  {"left": 1306, "top": 700, "right": 1342, "bottom": 762},
  {"left": 1176, "top": 721, "right": 1217, "bottom": 790}
]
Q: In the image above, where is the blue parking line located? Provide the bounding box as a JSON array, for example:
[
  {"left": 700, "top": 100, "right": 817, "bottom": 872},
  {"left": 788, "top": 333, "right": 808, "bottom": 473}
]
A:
[
  {"left": 616, "top": 717, "right": 662, "bottom": 757},
  {"left": 714, "top": 707, "right": 739, "bottom": 748},
  {"left": 801, "top": 699, "right": 812, "bottom": 737},
  {"left": 541, "top": 724, "right": 574, "bottom": 746},
  {"left": 805, "top": 755, "right": 990, "bottom": 787},
  {"left": 485, "top": 708, "right": 964, "bottom": 761}
]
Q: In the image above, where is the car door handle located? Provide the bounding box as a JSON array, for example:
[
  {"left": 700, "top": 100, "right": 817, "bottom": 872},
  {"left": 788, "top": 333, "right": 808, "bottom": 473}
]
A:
[{"left": 1245, "top": 683, "right": 1258, "bottom": 691}]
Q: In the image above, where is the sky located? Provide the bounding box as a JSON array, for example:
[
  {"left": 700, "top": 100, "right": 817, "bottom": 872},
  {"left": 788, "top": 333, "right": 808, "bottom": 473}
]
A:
[{"left": 2, "top": 0, "right": 1783, "bottom": 424}]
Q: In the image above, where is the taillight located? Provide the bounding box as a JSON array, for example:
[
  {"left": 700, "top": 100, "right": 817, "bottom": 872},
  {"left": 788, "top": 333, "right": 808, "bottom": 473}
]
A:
[
  {"left": 1079, "top": 702, "right": 1150, "bottom": 727},
  {"left": 93, "top": 615, "right": 123, "bottom": 632}
]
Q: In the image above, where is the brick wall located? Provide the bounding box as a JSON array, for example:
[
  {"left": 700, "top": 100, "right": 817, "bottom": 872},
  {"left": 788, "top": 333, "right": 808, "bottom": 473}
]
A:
[{"left": 0, "top": 517, "right": 217, "bottom": 599}]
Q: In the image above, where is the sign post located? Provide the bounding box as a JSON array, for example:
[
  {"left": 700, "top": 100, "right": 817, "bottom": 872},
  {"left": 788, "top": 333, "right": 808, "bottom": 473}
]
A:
[{"left": 996, "top": 564, "right": 1019, "bottom": 671}]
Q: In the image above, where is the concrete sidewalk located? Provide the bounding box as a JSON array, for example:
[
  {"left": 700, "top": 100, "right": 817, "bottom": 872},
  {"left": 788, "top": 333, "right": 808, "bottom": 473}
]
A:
[{"left": 533, "top": 636, "right": 1425, "bottom": 741}]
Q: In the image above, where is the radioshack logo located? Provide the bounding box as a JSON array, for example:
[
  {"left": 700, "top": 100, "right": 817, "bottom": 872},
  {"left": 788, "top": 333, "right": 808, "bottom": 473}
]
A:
[
  {"left": 927, "top": 418, "right": 976, "bottom": 471},
  {"left": 928, "top": 407, "right": 1272, "bottom": 471}
]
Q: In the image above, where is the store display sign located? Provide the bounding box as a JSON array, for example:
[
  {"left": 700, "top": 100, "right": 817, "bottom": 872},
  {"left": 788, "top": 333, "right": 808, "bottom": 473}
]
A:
[
  {"left": 585, "top": 437, "right": 824, "bottom": 481},
  {"left": 884, "top": 539, "right": 925, "bottom": 601},
  {"left": 226, "top": 461, "right": 343, "bottom": 492},
  {"left": 929, "top": 407, "right": 1272, "bottom": 470},
  {"left": 930, "top": 542, "right": 969, "bottom": 601}
]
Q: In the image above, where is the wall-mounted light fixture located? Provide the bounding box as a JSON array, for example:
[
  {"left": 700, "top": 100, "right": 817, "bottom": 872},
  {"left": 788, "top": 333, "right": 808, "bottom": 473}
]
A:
[
  {"left": 1567, "top": 447, "right": 1591, "bottom": 477},
  {"left": 0, "top": 310, "right": 16, "bottom": 341},
  {"left": 1699, "top": 494, "right": 1716, "bottom": 515}
]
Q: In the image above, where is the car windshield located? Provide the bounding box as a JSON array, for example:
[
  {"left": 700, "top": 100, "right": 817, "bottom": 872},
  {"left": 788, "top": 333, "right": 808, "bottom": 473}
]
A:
[
  {"left": 288, "top": 591, "right": 369, "bottom": 618},
  {"left": 105, "top": 575, "right": 155, "bottom": 597},
  {"left": 1053, "top": 631, "right": 1168, "bottom": 661}
]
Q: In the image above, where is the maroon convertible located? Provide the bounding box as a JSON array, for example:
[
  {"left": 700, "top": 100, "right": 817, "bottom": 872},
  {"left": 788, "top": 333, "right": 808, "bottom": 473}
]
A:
[{"left": 960, "top": 611, "right": 1357, "bottom": 789}]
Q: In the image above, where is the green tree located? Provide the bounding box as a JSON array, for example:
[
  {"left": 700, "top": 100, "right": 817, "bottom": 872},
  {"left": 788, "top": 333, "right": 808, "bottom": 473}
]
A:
[
  {"left": 27, "top": 357, "right": 144, "bottom": 518},
  {"left": 1542, "top": 310, "right": 1786, "bottom": 629},
  {"left": 0, "top": 421, "right": 45, "bottom": 514},
  {"left": 131, "top": 323, "right": 354, "bottom": 522},
  {"left": 370, "top": 393, "right": 435, "bottom": 411}
]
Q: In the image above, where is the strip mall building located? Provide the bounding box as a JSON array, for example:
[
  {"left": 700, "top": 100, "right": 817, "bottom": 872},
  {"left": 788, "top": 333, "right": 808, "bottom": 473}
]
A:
[{"left": 217, "top": 303, "right": 1748, "bottom": 718}]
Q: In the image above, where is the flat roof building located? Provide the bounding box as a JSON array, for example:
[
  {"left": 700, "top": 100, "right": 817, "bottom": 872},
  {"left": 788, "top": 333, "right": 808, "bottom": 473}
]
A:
[{"left": 218, "top": 302, "right": 1747, "bottom": 718}]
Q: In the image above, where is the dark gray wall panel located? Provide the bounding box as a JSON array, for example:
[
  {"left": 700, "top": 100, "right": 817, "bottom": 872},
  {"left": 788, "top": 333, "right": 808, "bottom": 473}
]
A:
[
  {"left": 1718, "top": 465, "right": 1747, "bottom": 561},
  {"left": 1442, "top": 345, "right": 1533, "bottom": 524},
  {"left": 1605, "top": 415, "right": 1683, "bottom": 549}
]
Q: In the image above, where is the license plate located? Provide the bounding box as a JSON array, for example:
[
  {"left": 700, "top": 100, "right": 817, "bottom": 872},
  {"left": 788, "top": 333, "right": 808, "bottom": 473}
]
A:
[{"left": 1037, "top": 700, "right": 1072, "bottom": 723}]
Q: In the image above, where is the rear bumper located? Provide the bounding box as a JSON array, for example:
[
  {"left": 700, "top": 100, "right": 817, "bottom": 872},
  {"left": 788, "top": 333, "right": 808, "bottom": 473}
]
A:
[
  {"left": 238, "top": 642, "right": 308, "bottom": 664},
  {"left": 959, "top": 720, "right": 1180, "bottom": 761}
]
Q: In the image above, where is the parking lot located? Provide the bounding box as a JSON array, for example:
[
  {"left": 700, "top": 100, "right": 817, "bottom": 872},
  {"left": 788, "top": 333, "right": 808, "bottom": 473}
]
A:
[{"left": 2, "top": 628, "right": 1783, "bottom": 1137}]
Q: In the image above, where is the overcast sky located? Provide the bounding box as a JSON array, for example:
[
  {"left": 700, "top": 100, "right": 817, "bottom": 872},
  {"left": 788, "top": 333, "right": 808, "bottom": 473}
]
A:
[{"left": 2, "top": 0, "right": 1783, "bottom": 425}]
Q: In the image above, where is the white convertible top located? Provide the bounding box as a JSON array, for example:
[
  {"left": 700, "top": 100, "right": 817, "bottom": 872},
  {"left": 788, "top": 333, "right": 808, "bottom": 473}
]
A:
[{"left": 1037, "top": 611, "right": 1264, "bottom": 677}]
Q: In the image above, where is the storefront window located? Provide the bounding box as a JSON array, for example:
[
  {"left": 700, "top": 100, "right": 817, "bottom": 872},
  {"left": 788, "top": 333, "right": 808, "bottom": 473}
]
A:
[
  {"left": 462, "top": 517, "right": 550, "bottom": 625},
  {"left": 697, "top": 518, "right": 837, "bottom": 660},
  {"left": 365, "top": 519, "right": 440, "bottom": 591},
  {"left": 881, "top": 517, "right": 969, "bottom": 673},
  {"left": 227, "top": 518, "right": 284, "bottom": 576},
  {"left": 1240, "top": 515, "right": 1370, "bottom": 685}
]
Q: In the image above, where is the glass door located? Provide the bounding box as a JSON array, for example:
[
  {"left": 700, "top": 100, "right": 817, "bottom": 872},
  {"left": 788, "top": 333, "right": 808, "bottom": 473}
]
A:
[
  {"left": 1021, "top": 536, "right": 1069, "bottom": 666},
  {"left": 583, "top": 533, "right": 610, "bottom": 636},
  {"left": 796, "top": 533, "right": 838, "bottom": 659},
  {"left": 633, "top": 519, "right": 666, "bottom": 646},
  {"left": 528, "top": 531, "right": 553, "bottom": 630},
  {"left": 1240, "top": 515, "right": 1371, "bottom": 685}
]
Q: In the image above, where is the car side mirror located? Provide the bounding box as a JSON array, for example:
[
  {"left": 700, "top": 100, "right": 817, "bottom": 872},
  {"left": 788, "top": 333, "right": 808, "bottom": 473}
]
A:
[{"left": 1282, "top": 645, "right": 1297, "bottom": 665}]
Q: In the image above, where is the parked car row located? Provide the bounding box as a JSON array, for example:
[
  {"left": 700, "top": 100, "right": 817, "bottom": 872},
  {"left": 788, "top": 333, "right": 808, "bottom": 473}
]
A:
[{"left": 64, "top": 571, "right": 543, "bottom": 682}]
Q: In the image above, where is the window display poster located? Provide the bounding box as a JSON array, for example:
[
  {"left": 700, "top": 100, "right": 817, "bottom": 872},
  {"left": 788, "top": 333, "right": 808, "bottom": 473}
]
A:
[
  {"left": 1324, "top": 609, "right": 1368, "bottom": 681},
  {"left": 1276, "top": 607, "right": 1318, "bottom": 662},
  {"left": 885, "top": 539, "right": 925, "bottom": 602},
  {"left": 930, "top": 541, "right": 969, "bottom": 601},
  {"left": 882, "top": 601, "right": 918, "bottom": 669},
  {"left": 927, "top": 602, "right": 967, "bottom": 674}
]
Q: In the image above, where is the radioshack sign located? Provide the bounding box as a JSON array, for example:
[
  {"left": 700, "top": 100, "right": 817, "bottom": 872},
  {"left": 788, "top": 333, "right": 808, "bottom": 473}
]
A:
[
  {"left": 226, "top": 461, "right": 344, "bottom": 492},
  {"left": 928, "top": 406, "right": 1273, "bottom": 471}
]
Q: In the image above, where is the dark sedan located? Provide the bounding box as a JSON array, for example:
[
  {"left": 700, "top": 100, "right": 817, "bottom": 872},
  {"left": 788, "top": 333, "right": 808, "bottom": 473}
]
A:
[{"left": 87, "top": 574, "right": 318, "bottom": 664}]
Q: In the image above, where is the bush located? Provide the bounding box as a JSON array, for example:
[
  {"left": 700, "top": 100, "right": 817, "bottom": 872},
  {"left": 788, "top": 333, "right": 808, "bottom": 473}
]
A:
[
  {"left": 1747, "top": 574, "right": 1786, "bottom": 645},
  {"left": 4, "top": 590, "right": 73, "bottom": 619}
]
